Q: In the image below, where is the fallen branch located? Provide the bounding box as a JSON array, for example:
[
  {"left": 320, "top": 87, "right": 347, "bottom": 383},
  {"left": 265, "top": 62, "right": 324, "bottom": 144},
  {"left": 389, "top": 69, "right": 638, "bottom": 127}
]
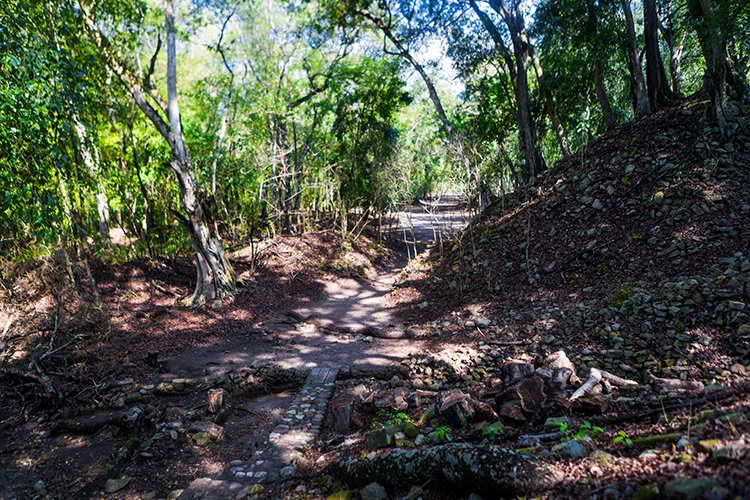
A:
[
  {"left": 569, "top": 368, "right": 637, "bottom": 402},
  {"left": 595, "top": 384, "right": 750, "bottom": 425},
  {"left": 650, "top": 375, "right": 705, "bottom": 394},
  {"left": 0, "top": 365, "right": 58, "bottom": 399}
]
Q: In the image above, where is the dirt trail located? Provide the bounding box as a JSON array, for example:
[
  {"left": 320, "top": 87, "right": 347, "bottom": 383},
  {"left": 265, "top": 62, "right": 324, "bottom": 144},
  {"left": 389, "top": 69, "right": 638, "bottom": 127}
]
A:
[{"left": 166, "top": 200, "right": 469, "bottom": 379}]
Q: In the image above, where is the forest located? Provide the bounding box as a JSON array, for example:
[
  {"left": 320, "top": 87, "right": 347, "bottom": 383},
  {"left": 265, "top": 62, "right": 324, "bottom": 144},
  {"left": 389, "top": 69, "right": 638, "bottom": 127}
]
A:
[{"left": 1, "top": 0, "right": 749, "bottom": 498}]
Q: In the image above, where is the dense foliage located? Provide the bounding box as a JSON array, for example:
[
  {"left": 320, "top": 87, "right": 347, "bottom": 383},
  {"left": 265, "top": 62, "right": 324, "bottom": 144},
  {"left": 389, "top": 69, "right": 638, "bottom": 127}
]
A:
[{"left": 1, "top": 0, "right": 748, "bottom": 263}]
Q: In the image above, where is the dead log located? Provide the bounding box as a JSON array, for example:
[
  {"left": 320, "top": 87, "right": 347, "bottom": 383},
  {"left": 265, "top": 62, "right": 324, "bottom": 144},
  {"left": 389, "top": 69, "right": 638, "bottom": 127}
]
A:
[
  {"left": 502, "top": 361, "right": 534, "bottom": 386},
  {"left": 549, "top": 368, "right": 573, "bottom": 392},
  {"left": 326, "top": 443, "right": 561, "bottom": 497},
  {"left": 50, "top": 411, "right": 124, "bottom": 435},
  {"left": 0, "top": 365, "right": 59, "bottom": 399},
  {"left": 497, "top": 377, "right": 546, "bottom": 415},
  {"left": 650, "top": 375, "right": 705, "bottom": 394},
  {"left": 437, "top": 390, "right": 497, "bottom": 427},
  {"left": 569, "top": 368, "right": 637, "bottom": 402}
]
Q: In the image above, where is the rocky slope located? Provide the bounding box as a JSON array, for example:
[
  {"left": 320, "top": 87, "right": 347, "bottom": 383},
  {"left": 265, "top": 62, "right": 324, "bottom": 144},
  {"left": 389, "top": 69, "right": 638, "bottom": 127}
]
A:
[{"left": 397, "top": 101, "right": 750, "bottom": 383}]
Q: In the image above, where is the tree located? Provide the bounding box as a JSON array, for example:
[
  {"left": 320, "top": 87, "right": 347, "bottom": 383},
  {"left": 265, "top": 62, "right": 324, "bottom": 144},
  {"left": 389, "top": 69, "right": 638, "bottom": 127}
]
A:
[
  {"left": 659, "top": 0, "right": 690, "bottom": 96},
  {"left": 80, "top": 0, "right": 236, "bottom": 305},
  {"left": 487, "top": 0, "right": 546, "bottom": 178},
  {"left": 468, "top": 0, "right": 569, "bottom": 158},
  {"left": 643, "top": 0, "right": 674, "bottom": 110},
  {"left": 621, "top": 0, "right": 651, "bottom": 119},
  {"left": 587, "top": 0, "right": 617, "bottom": 129}
]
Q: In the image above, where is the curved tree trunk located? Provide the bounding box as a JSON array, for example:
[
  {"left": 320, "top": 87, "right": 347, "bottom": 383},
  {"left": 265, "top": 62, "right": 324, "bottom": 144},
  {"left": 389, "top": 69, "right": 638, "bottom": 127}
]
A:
[
  {"left": 80, "top": 0, "right": 236, "bottom": 305},
  {"left": 165, "top": 0, "right": 236, "bottom": 305},
  {"left": 691, "top": 0, "right": 728, "bottom": 134},
  {"left": 73, "top": 116, "right": 111, "bottom": 245},
  {"left": 357, "top": 7, "right": 490, "bottom": 209}
]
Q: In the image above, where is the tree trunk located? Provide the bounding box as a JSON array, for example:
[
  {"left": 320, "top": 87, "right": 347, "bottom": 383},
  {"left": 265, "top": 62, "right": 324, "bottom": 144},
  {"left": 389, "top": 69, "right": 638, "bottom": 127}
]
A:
[
  {"left": 467, "top": 0, "right": 516, "bottom": 85},
  {"left": 165, "top": 0, "right": 236, "bottom": 305},
  {"left": 697, "top": 0, "right": 729, "bottom": 135},
  {"left": 529, "top": 45, "right": 570, "bottom": 156},
  {"left": 621, "top": 0, "right": 651, "bottom": 119},
  {"left": 357, "top": 8, "right": 489, "bottom": 208},
  {"left": 73, "top": 117, "right": 110, "bottom": 245},
  {"left": 490, "top": 0, "right": 546, "bottom": 180},
  {"left": 660, "top": 0, "right": 688, "bottom": 96},
  {"left": 326, "top": 444, "right": 561, "bottom": 497},
  {"left": 644, "top": 0, "right": 673, "bottom": 110},
  {"left": 670, "top": 31, "right": 687, "bottom": 95},
  {"left": 594, "top": 59, "right": 617, "bottom": 129},
  {"left": 80, "top": 0, "right": 236, "bottom": 305}
]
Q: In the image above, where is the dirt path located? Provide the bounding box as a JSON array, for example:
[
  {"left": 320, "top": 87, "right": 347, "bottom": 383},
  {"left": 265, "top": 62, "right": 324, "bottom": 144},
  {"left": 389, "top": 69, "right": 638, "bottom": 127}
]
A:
[{"left": 166, "top": 199, "right": 469, "bottom": 379}]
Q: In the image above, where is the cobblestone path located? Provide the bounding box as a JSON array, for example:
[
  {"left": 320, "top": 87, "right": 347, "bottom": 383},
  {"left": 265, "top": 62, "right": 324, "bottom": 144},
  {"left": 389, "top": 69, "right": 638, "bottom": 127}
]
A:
[{"left": 178, "top": 367, "right": 339, "bottom": 499}]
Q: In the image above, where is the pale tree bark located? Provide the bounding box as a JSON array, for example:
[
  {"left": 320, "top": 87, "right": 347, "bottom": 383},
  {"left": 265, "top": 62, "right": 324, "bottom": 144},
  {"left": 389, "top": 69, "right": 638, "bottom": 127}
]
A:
[
  {"left": 621, "top": 0, "right": 651, "bottom": 119},
  {"left": 659, "top": 0, "right": 688, "bottom": 95},
  {"left": 644, "top": 0, "right": 673, "bottom": 110},
  {"left": 488, "top": 0, "right": 546, "bottom": 180},
  {"left": 594, "top": 60, "right": 617, "bottom": 129},
  {"left": 211, "top": 8, "right": 236, "bottom": 198},
  {"left": 357, "top": 8, "right": 453, "bottom": 138},
  {"left": 164, "top": 0, "right": 236, "bottom": 305},
  {"left": 80, "top": 0, "right": 236, "bottom": 305},
  {"left": 73, "top": 117, "right": 110, "bottom": 245},
  {"left": 468, "top": 0, "right": 568, "bottom": 158},
  {"left": 357, "top": 6, "right": 490, "bottom": 209}
]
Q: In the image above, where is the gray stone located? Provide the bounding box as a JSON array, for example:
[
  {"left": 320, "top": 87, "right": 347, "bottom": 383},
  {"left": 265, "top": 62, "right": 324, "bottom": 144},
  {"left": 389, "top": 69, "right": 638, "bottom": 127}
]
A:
[
  {"left": 664, "top": 478, "right": 720, "bottom": 500},
  {"left": 364, "top": 428, "right": 392, "bottom": 449},
  {"left": 33, "top": 480, "right": 45, "bottom": 493},
  {"left": 551, "top": 439, "right": 589, "bottom": 458},
  {"left": 104, "top": 477, "right": 131, "bottom": 494},
  {"left": 359, "top": 482, "right": 387, "bottom": 500},
  {"left": 544, "top": 416, "right": 573, "bottom": 432}
]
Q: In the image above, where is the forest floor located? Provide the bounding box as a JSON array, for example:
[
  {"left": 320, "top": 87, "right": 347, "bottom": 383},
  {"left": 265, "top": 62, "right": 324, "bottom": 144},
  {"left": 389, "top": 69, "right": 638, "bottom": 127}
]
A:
[
  {"left": 0, "top": 203, "right": 470, "bottom": 499},
  {"left": 1, "top": 101, "right": 750, "bottom": 500}
]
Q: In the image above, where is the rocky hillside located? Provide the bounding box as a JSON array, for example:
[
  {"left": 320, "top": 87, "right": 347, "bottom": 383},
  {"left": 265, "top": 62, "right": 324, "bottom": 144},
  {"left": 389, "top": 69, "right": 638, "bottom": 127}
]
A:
[{"left": 397, "top": 101, "right": 750, "bottom": 382}]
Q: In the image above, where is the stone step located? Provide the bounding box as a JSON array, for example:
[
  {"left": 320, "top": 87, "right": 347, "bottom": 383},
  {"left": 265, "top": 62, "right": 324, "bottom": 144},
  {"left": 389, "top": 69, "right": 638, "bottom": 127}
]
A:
[{"left": 223, "top": 365, "right": 340, "bottom": 485}]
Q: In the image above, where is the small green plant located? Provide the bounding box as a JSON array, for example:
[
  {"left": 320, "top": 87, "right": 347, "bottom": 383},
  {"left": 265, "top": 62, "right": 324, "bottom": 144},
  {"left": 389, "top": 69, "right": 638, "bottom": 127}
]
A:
[
  {"left": 553, "top": 421, "right": 570, "bottom": 434},
  {"left": 554, "top": 420, "right": 602, "bottom": 441},
  {"left": 613, "top": 430, "right": 633, "bottom": 447},
  {"left": 481, "top": 424, "right": 504, "bottom": 442},
  {"left": 433, "top": 426, "right": 453, "bottom": 442},
  {"left": 631, "top": 233, "right": 642, "bottom": 241},
  {"left": 572, "top": 421, "right": 603, "bottom": 440},
  {"left": 370, "top": 407, "right": 413, "bottom": 429}
]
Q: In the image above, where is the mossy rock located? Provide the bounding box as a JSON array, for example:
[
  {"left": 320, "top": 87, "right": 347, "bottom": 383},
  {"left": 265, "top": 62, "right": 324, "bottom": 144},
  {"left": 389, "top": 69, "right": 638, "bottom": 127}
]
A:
[
  {"left": 632, "top": 483, "right": 660, "bottom": 500},
  {"left": 633, "top": 433, "right": 679, "bottom": 449}
]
